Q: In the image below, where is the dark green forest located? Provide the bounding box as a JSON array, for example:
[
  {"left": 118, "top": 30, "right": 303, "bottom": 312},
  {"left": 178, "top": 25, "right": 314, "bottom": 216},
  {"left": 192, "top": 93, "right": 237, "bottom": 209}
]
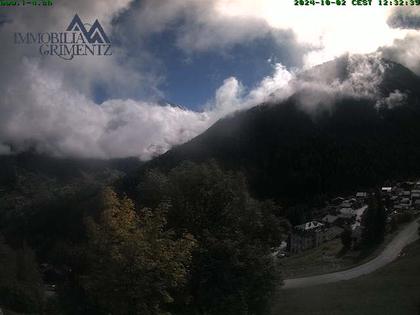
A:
[{"left": 0, "top": 158, "right": 286, "bottom": 314}]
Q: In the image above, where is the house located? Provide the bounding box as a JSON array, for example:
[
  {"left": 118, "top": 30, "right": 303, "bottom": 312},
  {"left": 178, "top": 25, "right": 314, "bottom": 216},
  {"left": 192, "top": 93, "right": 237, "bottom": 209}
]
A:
[
  {"left": 400, "top": 182, "right": 415, "bottom": 191},
  {"left": 322, "top": 214, "right": 339, "bottom": 225},
  {"left": 381, "top": 187, "right": 392, "bottom": 193},
  {"left": 354, "top": 205, "right": 368, "bottom": 223},
  {"left": 339, "top": 207, "right": 355, "bottom": 216},
  {"left": 336, "top": 207, "right": 357, "bottom": 226},
  {"left": 356, "top": 192, "right": 368, "bottom": 199},
  {"left": 394, "top": 198, "right": 410, "bottom": 212},
  {"left": 340, "top": 201, "right": 353, "bottom": 208},
  {"left": 295, "top": 221, "right": 324, "bottom": 232},
  {"left": 356, "top": 192, "right": 368, "bottom": 204},
  {"left": 411, "top": 190, "right": 420, "bottom": 202},
  {"left": 288, "top": 221, "right": 325, "bottom": 254},
  {"left": 348, "top": 198, "right": 362, "bottom": 208},
  {"left": 288, "top": 232, "right": 320, "bottom": 254},
  {"left": 401, "top": 197, "right": 411, "bottom": 207},
  {"left": 337, "top": 212, "right": 356, "bottom": 226},
  {"left": 400, "top": 191, "right": 411, "bottom": 198}
]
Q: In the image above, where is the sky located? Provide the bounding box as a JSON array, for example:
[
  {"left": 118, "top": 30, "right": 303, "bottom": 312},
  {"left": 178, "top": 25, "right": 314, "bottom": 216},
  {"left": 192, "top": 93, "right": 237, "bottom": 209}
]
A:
[{"left": 0, "top": 1, "right": 420, "bottom": 159}]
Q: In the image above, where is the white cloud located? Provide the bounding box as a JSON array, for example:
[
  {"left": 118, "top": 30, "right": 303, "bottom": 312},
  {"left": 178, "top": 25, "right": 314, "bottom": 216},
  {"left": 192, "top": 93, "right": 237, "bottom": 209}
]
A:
[
  {"left": 0, "top": 52, "right": 395, "bottom": 160},
  {"left": 0, "top": 0, "right": 161, "bottom": 100},
  {"left": 0, "top": 59, "right": 296, "bottom": 159},
  {"left": 387, "top": 7, "right": 420, "bottom": 30},
  {"left": 129, "top": 0, "right": 413, "bottom": 66},
  {"left": 214, "top": 0, "right": 409, "bottom": 66},
  {"left": 122, "top": 1, "right": 420, "bottom": 79},
  {"left": 0, "top": 60, "right": 209, "bottom": 160},
  {"left": 0, "top": 1, "right": 419, "bottom": 160},
  {"left": 0, "top": 143, "right": 11, "bottom": 155},
  {"left": 376, "top": 90, "right": 407, "bottom": 109},
  {"left": 380, "top": 34, "right": 420, "bottom": 75},
  {"left": 207, "top": 63, "right": 294, "bottom": 118},
  {"left": 248, "top": 64, "right": 294, "bottom": 104}
]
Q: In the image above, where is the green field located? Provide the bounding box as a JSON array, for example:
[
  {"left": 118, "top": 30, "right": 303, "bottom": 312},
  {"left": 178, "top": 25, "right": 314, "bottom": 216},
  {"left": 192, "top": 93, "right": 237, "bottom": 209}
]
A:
[
  {"left": 281, "top": 222, "right": 413, "bottom": 279},
  {"left": 271, "top": 240, "right": 420, "bottom": 315},
  {"left": 280, "top": 238, "right": 355, "bottom": 278}
]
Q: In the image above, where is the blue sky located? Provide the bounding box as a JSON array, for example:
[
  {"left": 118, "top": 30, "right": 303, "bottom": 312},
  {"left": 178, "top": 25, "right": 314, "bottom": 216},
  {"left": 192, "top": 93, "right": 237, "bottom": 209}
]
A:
[
  {"left": 95, "top": 17, "right": 304, "bottom": 110},
  {"left": 91, "top": 0, "right": 310, "bottom": 110},
  {"left": 146, "top": 31, "right": 295, "bottom": 109}
]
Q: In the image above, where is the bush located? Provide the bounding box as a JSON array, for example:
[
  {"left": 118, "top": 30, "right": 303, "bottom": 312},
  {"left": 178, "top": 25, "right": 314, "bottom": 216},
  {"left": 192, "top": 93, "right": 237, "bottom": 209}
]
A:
[
  {"left": 0, "top": 283, "right": 43, "bottom": 313},
  {"left": 138, "top": 162, "right": 286, "bottom": 314},
  {"left": 0, "top": 238, "right": 44, "bottom": 313}
]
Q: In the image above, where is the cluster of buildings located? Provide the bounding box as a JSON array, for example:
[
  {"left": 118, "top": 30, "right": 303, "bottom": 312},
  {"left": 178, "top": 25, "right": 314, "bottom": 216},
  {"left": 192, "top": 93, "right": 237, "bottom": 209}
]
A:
[
  {"left": 286, "top": 180, "right": 420, "bottom": 255},
  {"left": 385, "top": 181, "right": 420, "bottom": 214}
]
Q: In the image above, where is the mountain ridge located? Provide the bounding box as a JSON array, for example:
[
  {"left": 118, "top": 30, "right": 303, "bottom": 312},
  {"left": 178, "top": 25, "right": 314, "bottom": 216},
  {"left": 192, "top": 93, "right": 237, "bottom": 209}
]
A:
[{"left": 142, "top": 55, "right": 420, "bottom": 204}]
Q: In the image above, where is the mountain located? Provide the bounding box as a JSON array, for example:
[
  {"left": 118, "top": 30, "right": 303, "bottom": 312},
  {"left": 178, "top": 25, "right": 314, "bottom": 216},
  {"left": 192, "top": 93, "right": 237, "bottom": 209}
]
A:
[
  {"left": 0, "top": 152, "right": 143, "bottom": 254},
  {"left": 0, "top": 151, "right": 143, "bottom": 188},
  {"left": 142, "top": 55, "right": 420, "bottom": 204}
]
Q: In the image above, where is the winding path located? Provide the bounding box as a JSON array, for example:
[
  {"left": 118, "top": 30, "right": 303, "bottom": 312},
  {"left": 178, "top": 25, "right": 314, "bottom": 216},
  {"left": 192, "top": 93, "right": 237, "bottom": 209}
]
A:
[{"left": 282, "top": 219, "right": 419, "bottom": 289}]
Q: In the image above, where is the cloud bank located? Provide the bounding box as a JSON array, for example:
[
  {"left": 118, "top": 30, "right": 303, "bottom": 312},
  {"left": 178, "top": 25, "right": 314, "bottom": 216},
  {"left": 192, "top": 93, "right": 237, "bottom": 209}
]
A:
[{"left": 0, "top": 59, "right": 293, "bottom": 160}]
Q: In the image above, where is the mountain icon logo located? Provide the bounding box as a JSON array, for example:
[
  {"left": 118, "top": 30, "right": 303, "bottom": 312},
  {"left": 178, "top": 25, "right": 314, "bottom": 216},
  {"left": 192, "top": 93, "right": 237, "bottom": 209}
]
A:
[{"left": 66, "top": 14, "right": 110, "bottom": 44}]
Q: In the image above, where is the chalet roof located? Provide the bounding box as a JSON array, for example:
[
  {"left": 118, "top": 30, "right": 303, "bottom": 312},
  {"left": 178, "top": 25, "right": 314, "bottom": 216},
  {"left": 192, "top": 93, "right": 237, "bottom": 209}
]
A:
[
  {"left": 322, "top": 215, "right": 338, "bottom": 224},
  {"left": 295, "top": 221, "right": 324, "bottom": 231},
  {"left": 339, "top": 208, "right": 355, "bottom": 215},
  {"left": 340, "top": 201, "right": 352, "bottom": 208},
  {"left": 338, "top": 213, "right": 354, "bottom": 219},
  {"left": 354, "top": 205, "right": 368, "bottom": 221}
]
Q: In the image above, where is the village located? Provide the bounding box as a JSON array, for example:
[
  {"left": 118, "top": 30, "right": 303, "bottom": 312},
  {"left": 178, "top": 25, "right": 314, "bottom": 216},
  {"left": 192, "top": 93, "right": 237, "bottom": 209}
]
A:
[{"left": 285, "top": 180, "right": 420, "bottom": 256}]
